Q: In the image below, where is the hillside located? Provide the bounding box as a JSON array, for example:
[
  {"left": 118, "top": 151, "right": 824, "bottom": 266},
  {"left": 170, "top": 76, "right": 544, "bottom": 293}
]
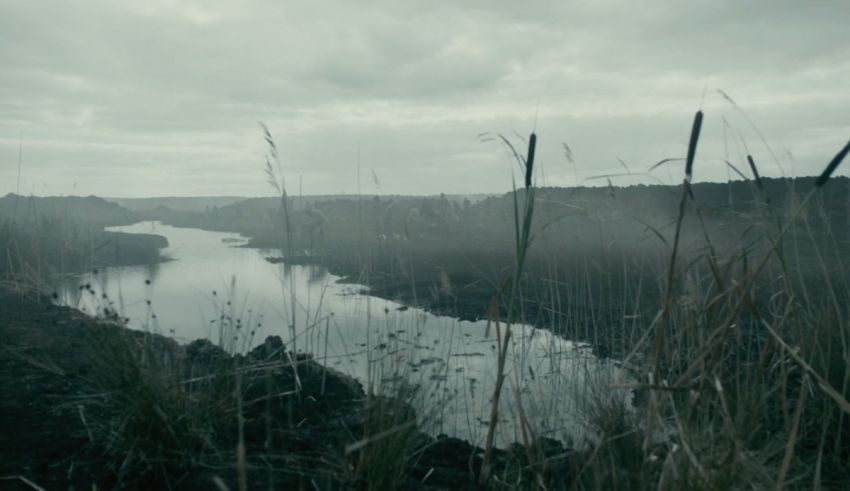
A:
[
  {"left": 106, "top": 196, "right": 250, "bottom": 213},
  {"left": 0, "top": 194, "right": 138, "bottom": 227},
  {"left": 0, "top": 195, "right": 168, "bottom": 283}
]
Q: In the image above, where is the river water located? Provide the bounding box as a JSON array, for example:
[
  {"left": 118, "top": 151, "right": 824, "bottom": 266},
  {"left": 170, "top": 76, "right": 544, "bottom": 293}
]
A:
[{"left": 58, "top": 221, "right": 630, "bottom": 448}]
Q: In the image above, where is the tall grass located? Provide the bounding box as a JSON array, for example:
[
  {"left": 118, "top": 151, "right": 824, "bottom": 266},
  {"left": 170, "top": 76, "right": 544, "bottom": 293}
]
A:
[
  {"left": 467, "top": 110, "right": 850, "bottom": 490},
  {"left": 83, "top": 325, "right": 237, "bottom": 484},
  {"left": 564, "top": 117, "right": 850, "bottom": 490},
  {"left": 4, "top": 108, "right": 849, "bottom": 489},
  {"left": 258, "top": 125, "right": 425, "bottom": 489},
  {"left": 481, "top": 131, "right": 538, "bottom": 482}
]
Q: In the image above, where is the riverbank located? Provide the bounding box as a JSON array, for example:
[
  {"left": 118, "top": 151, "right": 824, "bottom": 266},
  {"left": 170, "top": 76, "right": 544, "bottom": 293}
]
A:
[
  {"left": 0, "top": 291, "right": 573, "bottom": 489},
  {"left": 261, "top": 241, "right": 666, "bottom": 361},
  {"left": 152, "top": 178, "right": 849, "bottom": 362},
  {"left": 1, "top": 201, "right": 171, "bottom": 293}
]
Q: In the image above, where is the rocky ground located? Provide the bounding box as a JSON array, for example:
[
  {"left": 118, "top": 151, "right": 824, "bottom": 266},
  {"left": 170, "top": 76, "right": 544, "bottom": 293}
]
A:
[{"left": 0, "top": 291, "right": 572, "bottom": 489}]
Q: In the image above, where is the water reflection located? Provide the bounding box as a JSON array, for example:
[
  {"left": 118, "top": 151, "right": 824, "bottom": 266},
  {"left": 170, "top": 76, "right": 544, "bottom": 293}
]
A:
[{"left": 58, "top": 221, "right": 631, "bottom": 447}]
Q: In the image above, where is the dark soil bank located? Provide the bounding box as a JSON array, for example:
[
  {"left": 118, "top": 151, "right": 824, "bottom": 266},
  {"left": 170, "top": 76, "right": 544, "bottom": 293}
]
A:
[
  {"left": 159, "top": 178, "right": 850, "bottom": 360},
  {"left": 0, "top": 292, "right": 571, "bottom": 490}
]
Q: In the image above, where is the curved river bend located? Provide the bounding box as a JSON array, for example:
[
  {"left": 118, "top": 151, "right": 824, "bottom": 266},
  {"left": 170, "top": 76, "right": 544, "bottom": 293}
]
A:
[{"left": 59, "top": 221, "right": 630, "bottom": 447}]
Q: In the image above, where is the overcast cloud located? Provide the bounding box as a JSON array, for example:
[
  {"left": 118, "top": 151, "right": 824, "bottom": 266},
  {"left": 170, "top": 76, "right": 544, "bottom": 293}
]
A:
[{"left": 1, "top": 0, "right": 848, "bottom": 197}]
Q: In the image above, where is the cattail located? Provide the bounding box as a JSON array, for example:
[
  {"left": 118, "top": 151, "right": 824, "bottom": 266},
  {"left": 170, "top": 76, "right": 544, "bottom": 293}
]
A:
[
  {"left": 747, "top": 155, "right": 764, "bottom": 191},
  {"left": 524, "top": 133, "right": 537, "bottom": 188},
  {"left": 815, "top": 139, "right": 850, "bottom": 188},
  {"left": 685, "top": 111, "right": 703, "bottom": 182}
]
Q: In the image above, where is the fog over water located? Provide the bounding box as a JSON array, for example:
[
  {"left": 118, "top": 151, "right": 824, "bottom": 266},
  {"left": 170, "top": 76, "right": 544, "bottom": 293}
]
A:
[{"left": 59, "top": 221, "right": 630, "bottom": 447}]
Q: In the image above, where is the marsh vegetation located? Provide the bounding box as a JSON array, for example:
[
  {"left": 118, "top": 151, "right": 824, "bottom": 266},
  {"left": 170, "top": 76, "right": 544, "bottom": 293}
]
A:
[{"left": 1, "top": 112, "right": 849, "bottom": 490}]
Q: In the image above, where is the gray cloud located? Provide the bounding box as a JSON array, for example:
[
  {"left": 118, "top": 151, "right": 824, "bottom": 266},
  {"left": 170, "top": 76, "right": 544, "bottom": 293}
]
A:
[{"left": 1, "top": 0, "right": 848, "bottom": 197}]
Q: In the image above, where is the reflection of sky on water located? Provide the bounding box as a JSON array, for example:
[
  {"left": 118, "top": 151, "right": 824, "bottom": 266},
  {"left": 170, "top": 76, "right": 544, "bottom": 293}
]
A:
[{"left": 59, "top": 221, "right": 631, "bottom": 447}]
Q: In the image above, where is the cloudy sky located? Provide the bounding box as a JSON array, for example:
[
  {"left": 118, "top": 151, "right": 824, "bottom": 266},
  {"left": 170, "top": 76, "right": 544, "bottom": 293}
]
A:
[{"left": 1, "top": 0, "right": 848, "bottom": 197}]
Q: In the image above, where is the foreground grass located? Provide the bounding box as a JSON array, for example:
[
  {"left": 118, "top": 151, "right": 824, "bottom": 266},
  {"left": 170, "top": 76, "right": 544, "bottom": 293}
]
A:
[
  {"left": 0, "top": 292, "right": 370, "bottom": 488},
  {"left": 537, "top": 126, "right": 850, "bottom": 489}
]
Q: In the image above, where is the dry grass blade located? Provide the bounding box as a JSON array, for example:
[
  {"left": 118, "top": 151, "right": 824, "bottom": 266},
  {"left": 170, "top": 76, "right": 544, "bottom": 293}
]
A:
[
  {"left": 494, "top": 133, "right": 526, "bottom": 172},
  {"left": 585, "top": 172, "right": 637, "bottom": 181},
  {"left": 0, "top": 476, "right": 47, "bottom": 491},
  {"left": 717, "top": 88, "right": 737, "bottom": 106},
  {"left": 647, "top": 157, "right": 684, "bottom": 172},
  {"left": 747, "top": 155, "right": 764, "bottom": 190},
  {"left": 344, "top": 421, "right": 417, "bottom": 455},
  {"left": 723, "top": 159, "right": 748, "bottom": 181},
  {"left": 762, "top": 321, "right": 850, "bottom": 414},
  {"left": 776, "top": 374, "right": 809, "bottom": 491}
]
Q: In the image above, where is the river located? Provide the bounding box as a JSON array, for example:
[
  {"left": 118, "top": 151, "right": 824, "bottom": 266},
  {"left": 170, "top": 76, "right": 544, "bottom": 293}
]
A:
[{"left": 58, "top": 221, "right": 631, "bottom": 448}]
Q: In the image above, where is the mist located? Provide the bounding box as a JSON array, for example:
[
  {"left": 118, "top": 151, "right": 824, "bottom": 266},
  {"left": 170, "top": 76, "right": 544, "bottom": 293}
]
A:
[{"left": 2, "top": 1, "right": 850, "bottom": 489}]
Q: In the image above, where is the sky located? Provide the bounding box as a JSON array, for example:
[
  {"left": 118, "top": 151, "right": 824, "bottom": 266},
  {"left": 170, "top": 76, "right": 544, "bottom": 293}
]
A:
[{"left": 1, "top": 0, "right": 848, "bottom": 197}]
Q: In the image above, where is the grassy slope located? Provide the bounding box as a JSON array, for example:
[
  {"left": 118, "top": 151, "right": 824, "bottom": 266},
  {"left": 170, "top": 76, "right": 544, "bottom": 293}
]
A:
[{"left": 0, "top": 291, "right": 575, "bottom": 489}]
